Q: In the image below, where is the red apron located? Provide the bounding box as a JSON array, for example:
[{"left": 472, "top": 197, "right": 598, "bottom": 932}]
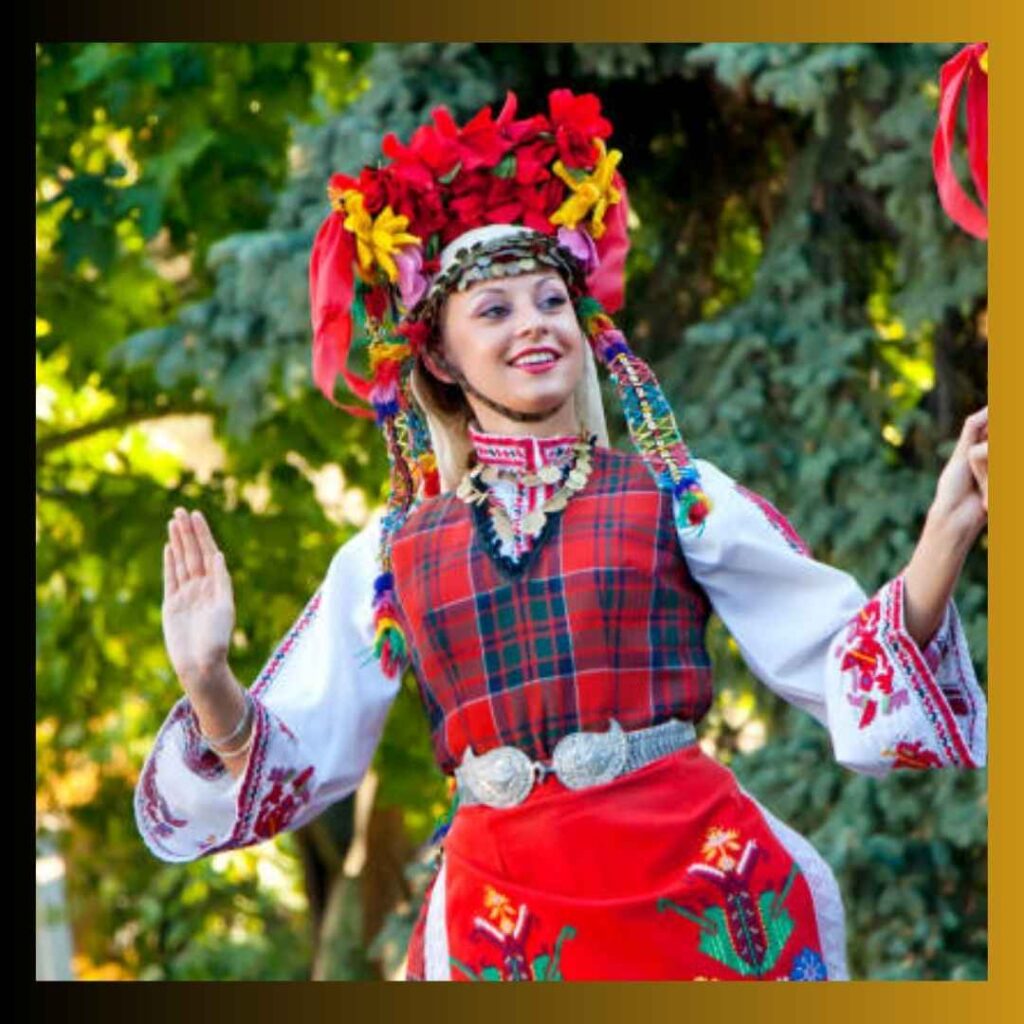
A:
[{"left": 406, "top": 745, "right": 831, "bottom": 981}]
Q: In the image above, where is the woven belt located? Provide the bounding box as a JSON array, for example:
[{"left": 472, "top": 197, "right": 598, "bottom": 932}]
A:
[{"left": 454, "top": 717, "right": 697, "bottom": 809}]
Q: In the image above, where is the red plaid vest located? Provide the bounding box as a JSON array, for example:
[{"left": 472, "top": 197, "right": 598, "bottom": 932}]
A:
[{"left": 390, "top": 445, "right": 714, "bottom": 774}]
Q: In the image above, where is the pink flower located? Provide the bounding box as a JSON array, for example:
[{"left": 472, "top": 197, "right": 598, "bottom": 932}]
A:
[
  {"left": 556, "top": 226, "right": 599, "bottom": 273},
  {"left": 395, "top": 246, "right": 430, "bottom": 309}
]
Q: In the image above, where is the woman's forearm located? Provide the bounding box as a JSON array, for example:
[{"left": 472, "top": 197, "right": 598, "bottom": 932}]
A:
[
  {"left": 181, "top": 661, "right": 253, "bottom": 780},
  {"left": 902, "top": 508, "right": 975, "bottom": 650}
]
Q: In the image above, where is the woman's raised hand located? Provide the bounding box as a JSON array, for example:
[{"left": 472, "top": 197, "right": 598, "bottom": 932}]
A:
[
  {"left": 931, "top": 406, "right": 989, "bottom": 540},
  {"left": 901, "top": 407, "right": 987, "bottom": 650},
  {"left": 163, "top": 508, "right": 236, "bottom": 694}
]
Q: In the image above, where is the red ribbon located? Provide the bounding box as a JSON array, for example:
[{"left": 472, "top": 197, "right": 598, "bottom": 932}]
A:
[
  {"left": 588, "top": 173, "right": 630, "bottom": 314},
  {"left": 308, "top": 211, "right": 376, "bottom": 418},
  {"left": 932, "top": 43, "right": 988, "bottom": 240}
]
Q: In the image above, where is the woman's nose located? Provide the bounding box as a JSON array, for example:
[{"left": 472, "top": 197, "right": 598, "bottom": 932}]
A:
[{"left": 514, "top": 314, "right": 545, "bottom": 339}]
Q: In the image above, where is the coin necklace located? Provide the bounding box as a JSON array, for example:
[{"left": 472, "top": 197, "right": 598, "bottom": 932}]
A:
[{"left": 455, "top": 428, "right": 596, "bottom": 547}]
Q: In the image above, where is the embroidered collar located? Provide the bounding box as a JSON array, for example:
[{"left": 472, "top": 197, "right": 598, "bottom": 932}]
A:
[{"left": 467, "top": 422, "right": 580, "bottom": 473}]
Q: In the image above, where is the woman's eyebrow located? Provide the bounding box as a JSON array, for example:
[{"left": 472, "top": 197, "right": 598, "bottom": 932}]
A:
[
  {"left": 534, "top": 275, "right": 567, "bottom": 293},
  {"left": 471, "top": 286, "right": 509, "bottom": 301},
  {"left": 470, "top": 275, "right": 563, "bottom": 305}
]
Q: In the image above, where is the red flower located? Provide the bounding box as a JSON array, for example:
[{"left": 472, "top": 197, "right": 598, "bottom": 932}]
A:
[
  {"left": 329, "top": 168, "right": 391, "bottom": 215},
  {"left": 495, "top": 90, "right": 552, "bottom": 147},
  {"left": 445, "top": 169, "right": 490, "bottom": 242},
  {"left": 328, "top": 170, "right": 358, "bottom": 196},
  {"left": 400, "top": 183, "right": 448, "bottom": 239},
  {"left": 548, "top": 89, "right": 613, "bottom": 169},
  {"left": 431, "top": 104, "right": 512, "bottom": 172},
  {"left": 380, "top": 129, "right": 452, "bottom": 192},
  {"left": 483, "top": 177, "right": 526, "bottom": 225},
  {"left": 455, "top": 176, "right": 561, "bottom": 236},
  {"left": 514, "top": 137, "right": 558, "bottom": 185},
  {"left": 524, "top": 178, "right": 564, "bottom": 234}
]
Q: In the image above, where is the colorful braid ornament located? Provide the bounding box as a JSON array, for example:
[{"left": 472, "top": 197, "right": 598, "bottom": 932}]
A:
[
  {"left": 575, "top": 296, "right": 710, "bottom": 532},
  {"left": 309, "top": 88, "right": 710, "bottom": 680}
]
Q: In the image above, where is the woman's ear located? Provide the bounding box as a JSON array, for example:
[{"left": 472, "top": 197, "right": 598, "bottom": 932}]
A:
[{"left": 422, "top": 345, "right": 457, "bottom": 385}]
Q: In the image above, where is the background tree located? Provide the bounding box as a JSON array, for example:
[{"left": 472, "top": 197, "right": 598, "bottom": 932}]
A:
[{"left": 36, "top": 42, "right": 986, "bottom": 980}]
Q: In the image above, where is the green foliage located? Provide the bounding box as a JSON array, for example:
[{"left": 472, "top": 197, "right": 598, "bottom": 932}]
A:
[
  {"left": 37, "top": 43, "right": 986, "bottom": 980},
  {"left": 36, "top": 41, "right": 376, "bottom": 982}
]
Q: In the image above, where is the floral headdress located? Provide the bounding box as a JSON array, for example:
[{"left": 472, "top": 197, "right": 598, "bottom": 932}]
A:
[{"left": 308, "top": 88, "right": 711, "bottom": 679}]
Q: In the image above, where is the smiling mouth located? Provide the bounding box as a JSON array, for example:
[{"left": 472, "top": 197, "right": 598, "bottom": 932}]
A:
[{"left": 509, "top": 350, "right": 562, "bottom": 370}]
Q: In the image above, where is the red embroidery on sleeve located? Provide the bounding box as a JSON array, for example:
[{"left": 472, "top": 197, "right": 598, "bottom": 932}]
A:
[
  {"left": 253, "top": 763, "right": 315, "bottom": 840},
  {"left": 882, "top": 739, "right": 944, "bottom": 771},
  {"left": 837, "top": 598, "right": 908, "bottom": 730},
  {"left": 734, "top": 485, "right": 811, "bottom": 557},
  {"left": 181, "top": 706, "right": 229, "bottom": 781}
]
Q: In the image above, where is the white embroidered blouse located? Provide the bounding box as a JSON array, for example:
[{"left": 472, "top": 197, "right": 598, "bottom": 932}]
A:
[{"left": 134, "top": 443, "right": 987, "bottom": 863}]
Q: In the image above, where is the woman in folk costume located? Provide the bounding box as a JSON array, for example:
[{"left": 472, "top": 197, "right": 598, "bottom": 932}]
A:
[{"left": 137, "top": 88, "right": 989, "bottom": 981}]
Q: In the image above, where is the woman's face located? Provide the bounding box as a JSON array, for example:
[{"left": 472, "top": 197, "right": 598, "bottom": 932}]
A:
[{"left": 427, "top": 270, "right": 586, "bottom": 434}]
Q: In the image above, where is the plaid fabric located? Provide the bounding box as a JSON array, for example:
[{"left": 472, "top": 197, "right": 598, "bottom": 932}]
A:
[{"left": 390, "top": 445, "right": 714, "bottom": 774}]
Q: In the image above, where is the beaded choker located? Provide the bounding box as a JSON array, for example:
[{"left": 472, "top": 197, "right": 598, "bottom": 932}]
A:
[{"left": 456, "top": 426, "right": 595, "bottom": 545}]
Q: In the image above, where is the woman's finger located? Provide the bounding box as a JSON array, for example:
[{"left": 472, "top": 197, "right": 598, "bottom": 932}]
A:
[
  {"left": 212, "top": 550, "right": 233, "bottom": 600},
  {"left": 968, "top": 440, "right": 988, "bottom": 510},
  {"left": 190, "top": 510, "right": 220, "bottom": 565},
  {"left": 193, "top": 510, "right": 232, "bottom": 594},
  {"left": 163, "top": 542, "right": 178, "bottom": 599},
  {"left": 968, "top": 440, "right": 988, "bottom": 474},
  {"left": 958, "top": 406, "right": 988, "bottom": 450},
  {"left": 168, "top": 517, "right": 190, "bottom": 582},
  {"left": 175, "top": 507, "right": 205, "bottom": 577}
]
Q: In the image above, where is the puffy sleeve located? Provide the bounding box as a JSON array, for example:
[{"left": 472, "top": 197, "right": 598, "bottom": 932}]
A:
[
  {"left": 675, "top": 458, "right": 987, "bottom": 777},
  {"left": 134, "top": 513, "right": 402, "bottom": 863}
]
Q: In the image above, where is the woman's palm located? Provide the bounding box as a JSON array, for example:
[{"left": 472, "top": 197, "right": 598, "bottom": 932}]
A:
[{"left": 163, "top": 509, "right": 235, "bottom": 686}]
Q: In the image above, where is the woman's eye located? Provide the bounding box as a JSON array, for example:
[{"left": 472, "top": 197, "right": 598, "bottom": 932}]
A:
[
  {"left": 541, "top": 294, "right": 567, "bottom": 309},
  {"left": 479, "top": 305, "right": 508, "bottom": 319}
]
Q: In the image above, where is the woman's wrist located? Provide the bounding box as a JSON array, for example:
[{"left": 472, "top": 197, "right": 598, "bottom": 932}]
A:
[
  {"left": 902, "top": 505, "right": 972, "bottom": 649},
  {"left": 180, "top": 656, "right": 234, "bottom": 696},
  {"left": 922, "top": 501, "right": 977, "bottom": 564},
  {"left": 180, "top": 661, "right": 253, "bottom": 766}
]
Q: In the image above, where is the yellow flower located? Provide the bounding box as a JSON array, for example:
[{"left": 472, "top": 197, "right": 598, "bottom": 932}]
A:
[
  {"left": 483, "top": 885, "right": 518, "bottom": 932},
  {"left": 340, "top": 190, "right": 420, "bottom": 283},
  {"left": 549, "top": 138, "right": 623, "bottom": 239},
  {"left": 701, "top": 826, "right": 741, "bottom": 869}
]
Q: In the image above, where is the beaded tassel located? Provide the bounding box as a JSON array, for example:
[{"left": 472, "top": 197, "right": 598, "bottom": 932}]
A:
[
  {"left": 366, "top": 328, "right": 420, "bottom": 678},
  {"left": 576, "top": 297, "right": 711, "bottom": 533}
]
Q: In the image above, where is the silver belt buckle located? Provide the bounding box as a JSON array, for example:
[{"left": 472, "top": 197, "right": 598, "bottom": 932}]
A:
[
  {"left": 456, "top": 719, "right": 628, "bottom": 808},
  {"left": 455, "top": 745, "right": 534, "bottom": 809}
]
